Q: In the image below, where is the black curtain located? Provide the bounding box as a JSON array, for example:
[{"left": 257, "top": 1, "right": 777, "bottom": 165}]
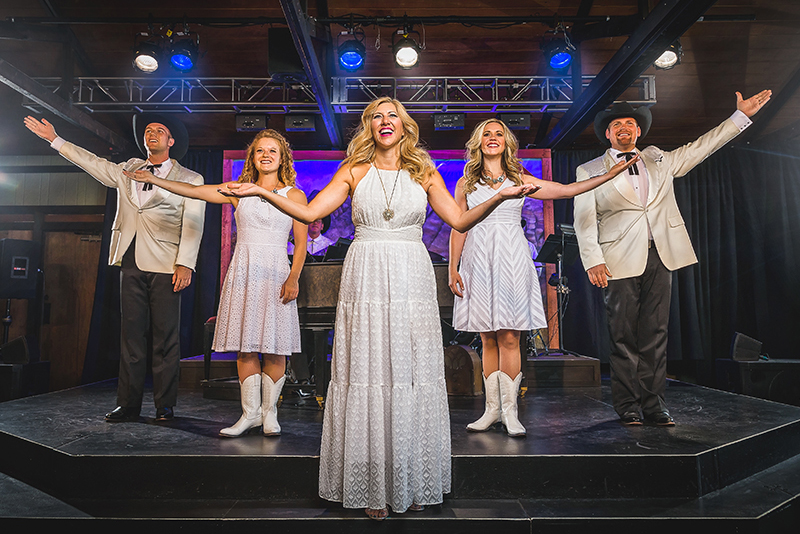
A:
[
  {"left": 551, "top": 139, "right": 800, "bottom": 385},
  {"left": 81, "top": 149, "right": 223, "bottom": 384}
]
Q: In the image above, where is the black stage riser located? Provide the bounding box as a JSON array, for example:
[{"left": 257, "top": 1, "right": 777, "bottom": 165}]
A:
[
  {"left": 4, "top": 419, "right": 800, "bottom": 502},
  {"left": 1, "top": 510, "right": 799, "bottom": 534}
]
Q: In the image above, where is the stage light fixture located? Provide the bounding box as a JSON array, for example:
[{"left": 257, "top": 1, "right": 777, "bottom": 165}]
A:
[
  {"left": 338, "top": 38, "right": 366, "bottom": 71},
  {"left": 540, "top": 24, "right": 576, "bottom": 73},
  {"left": 133, "top": 41, "right": 162, "bottom": 73},
  {"left": 170, "top": 37, "right": 199, "bottom": 72},
  {"left": 654, "top": 40, "right": 683, "bottom": 70},
  {"left": 541, "top": 38, "right": 575, "bottom": 72},
  {"left": 393, "top": 35, "right": 420, "bottom": 69}
]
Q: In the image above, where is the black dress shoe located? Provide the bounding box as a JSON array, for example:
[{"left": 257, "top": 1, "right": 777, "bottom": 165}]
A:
[
  {"left": 105, "top": 406, "right": 140, "bottom": 422},
  {"left": 155, "top": 407, "right": 174, "bottom": 421},
  {"left": 645, "top": 411, "right": 675, "bottom": 426},
  {"left": 620, "top": 412, "right": 643, "bottom": 425}
]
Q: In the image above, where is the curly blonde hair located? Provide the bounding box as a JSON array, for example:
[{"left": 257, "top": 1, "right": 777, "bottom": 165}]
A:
[
  {"left": 239, "top": 129, "right": 297, "bottom": 186},
  {"left": 462, "top": 118, "right": 524, "bottom": 195},
  {"left": 343, "top": 96, "right": 435, "bottom": 184}
]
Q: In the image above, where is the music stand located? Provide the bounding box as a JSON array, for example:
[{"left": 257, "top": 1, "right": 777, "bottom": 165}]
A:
[{"left": 534, "top": 224, "right": 582, "bottom": 357}]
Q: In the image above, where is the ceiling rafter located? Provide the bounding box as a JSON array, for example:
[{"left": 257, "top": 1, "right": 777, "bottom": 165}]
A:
[
  {"left": 0, "top": 56, "right": 136, "bottom": 154},
  {"left": 280, "top": 0, "right": 343, "bottom": 148},
  {"left": 542, "top": 0, "right": 720, "bottom": 149}
]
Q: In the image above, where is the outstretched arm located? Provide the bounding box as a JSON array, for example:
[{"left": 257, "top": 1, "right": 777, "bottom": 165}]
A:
[
  {"left": 221, "top": 164, "right": 354, "bottom": 224},
  {"left": 123, "top": 169, "right": 235, "bottom": 205},
  {"left": 526, "top": 156, "right": 639, "bottom": 200},
  {"left": 426, "top": 171, "right": 537, "bottom": 233}
]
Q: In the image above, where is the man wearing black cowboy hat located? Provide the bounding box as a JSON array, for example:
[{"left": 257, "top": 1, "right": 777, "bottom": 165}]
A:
[
  {"left": 24, "top": 113, "right": 205, "bottom": 423},
  {"left": 572, "top": 90, "right": 771, "bottom": 426}
]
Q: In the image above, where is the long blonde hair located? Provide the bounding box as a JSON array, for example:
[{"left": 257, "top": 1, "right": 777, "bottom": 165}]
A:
[
  {"left": 239, "top": 129, "right": 297, "bottom": 186},
  {"left": 462, "top": 118, "right": 524, "bottom": 195},
  {"left": 343, "top": 96, "right": 435, "bottom": 184}
]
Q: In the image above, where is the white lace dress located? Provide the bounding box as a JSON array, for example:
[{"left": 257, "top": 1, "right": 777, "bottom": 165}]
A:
[
  {"left": 212, "top": 191, "right": 301, "bottom": 355},
  {"left": 452, "top": 180, "right": 547, "bottom": 332},
  {"left": 318, "top": 165, "right": 451, "bottom": 513}
]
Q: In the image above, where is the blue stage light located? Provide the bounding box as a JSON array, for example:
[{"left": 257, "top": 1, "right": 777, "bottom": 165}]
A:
[
  {"left": 549, "top": 50, "right": 573, "bottom": 70},
  {"left": 542, "top": 39, "right": 575, "bottom": 73},
  {"left": 169, "top": 39, "right": 198, "bottom": 72},
  {"left": 338, "top": 39, "right": 366, "bottom": 71}
]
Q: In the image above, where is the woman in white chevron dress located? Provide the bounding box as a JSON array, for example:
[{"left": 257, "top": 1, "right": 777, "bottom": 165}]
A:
[
  {"left": 449, "top": 119, "right": 638, "bottom": 437},
  {"left": 222, "top": 97, "right": 537, "bottom": 521}
]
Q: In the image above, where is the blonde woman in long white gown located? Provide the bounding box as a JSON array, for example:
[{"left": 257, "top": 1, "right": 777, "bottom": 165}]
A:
[{"left": 221, "top": 97, "right": 536, "bottom": 521}]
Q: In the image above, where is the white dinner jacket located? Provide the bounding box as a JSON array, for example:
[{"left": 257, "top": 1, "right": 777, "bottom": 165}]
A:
[
  {"left": 59, "top": 142, "right": 205, "bottom": 274},
  {"left": 573, "top": 117, "right": 743, "bottom": 280}
]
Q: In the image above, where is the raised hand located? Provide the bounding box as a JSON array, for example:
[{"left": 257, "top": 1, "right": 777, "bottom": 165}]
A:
[
  {"left": 736, "top": 89, "right": 772, "bottom": 118},
  {"left": 23, "top": 116, "right": 57, "bottom": 142}
]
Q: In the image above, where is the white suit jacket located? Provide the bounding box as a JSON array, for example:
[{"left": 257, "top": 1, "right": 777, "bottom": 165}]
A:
[
  {"left": 59, "top": 142, "right": 205, "bottom": 274},
  {"left": 573, "top": 116, "right": 746, "bottom": 280}
]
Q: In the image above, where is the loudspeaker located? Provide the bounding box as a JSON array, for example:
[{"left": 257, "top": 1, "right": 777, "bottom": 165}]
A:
[
  {"left": 268, "top": 28, "right": 307, "bottom": 83},
  {"left": 0, "top": 239, "right": 40, "bottom": 300},
  {"left": 731, "top": 332, "right": 762, "bottom": 361}
]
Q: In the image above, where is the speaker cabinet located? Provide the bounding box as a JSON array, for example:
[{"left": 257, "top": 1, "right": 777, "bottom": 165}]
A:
[
  {"left": 0, "top": 239, "right": 40, "bottom": 300},
  {"left": 268, "top": 28, "right": 307, "bottom": 83},
  {"left": 716, "top": 358, "right": 800, "bottom": 407}
]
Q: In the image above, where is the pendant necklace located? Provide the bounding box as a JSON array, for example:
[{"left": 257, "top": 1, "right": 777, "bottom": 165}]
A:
[{"left": 376, "top": 165, "right": 401, "bottom": 221}]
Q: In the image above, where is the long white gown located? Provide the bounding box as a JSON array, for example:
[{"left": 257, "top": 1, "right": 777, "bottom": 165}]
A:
[
  {"left": 212, "top": 191, "right": 301, "bottom": 355},
  {"left": 318, "top": 165, "right": 451, "bottom": 513},
  {"left": 452, "top": 180, "right": 547, "bottom": 332}
]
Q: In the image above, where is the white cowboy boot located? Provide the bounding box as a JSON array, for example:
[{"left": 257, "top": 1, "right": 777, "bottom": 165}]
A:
[
  {"left": 219, "top": 373, "right": 262, "bottom": 437},
  {"left": 467, "top": 370, "right": 502, "bottom": 432},
  {"left": 498, "top": 371, "right": 526, "bottom": 437},
  {"left": 261, "top": 373, "right": 286, "bottom": 436}
]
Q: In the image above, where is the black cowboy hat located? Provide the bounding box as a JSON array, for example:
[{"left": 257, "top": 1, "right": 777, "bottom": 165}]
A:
[
  {"left": 593, "top": 102, "right": 652, "bottom": 146},
  {"left": 132, "top": 113, "right": 189, "bottom": 160},
  {"left": 308, "top": 190, "right": 331, "bottom": 233}
]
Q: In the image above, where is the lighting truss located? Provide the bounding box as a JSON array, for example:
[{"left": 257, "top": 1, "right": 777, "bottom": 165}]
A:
[
  {"left": 25, "top": 75, "right": 656, "bottom": 115},
  {"left": 331, "top": 75, "right": 656, "bottom": 114}
]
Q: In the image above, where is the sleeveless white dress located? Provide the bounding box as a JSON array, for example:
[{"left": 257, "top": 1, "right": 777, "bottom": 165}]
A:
[
  {"left": 212, "top": 190, "right": 301, "bottom": 355},
  {"left": 318, "top": 165, "right": 451, "bottom": 513},
  {"left": 452, "top": 180, "right": 547, "bottom": 332}
]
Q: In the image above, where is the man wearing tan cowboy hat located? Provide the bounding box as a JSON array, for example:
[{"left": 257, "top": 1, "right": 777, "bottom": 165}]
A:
[
  {"left": 573, "top": 89, "right": 771, "bottom": 426},
  {"left": 24, "top": 112, "right": 205, "bottom": 423}
]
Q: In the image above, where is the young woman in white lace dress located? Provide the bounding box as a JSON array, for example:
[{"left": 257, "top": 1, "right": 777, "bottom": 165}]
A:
[
  {"left": 221, "top": 97, "right": 535, "bottom": 520},
  {"left": 448, "top": 119, "right": 638, "bottom": 437},
  {"left": 126, "top": 129, "right": 308, "bottom": 438}
]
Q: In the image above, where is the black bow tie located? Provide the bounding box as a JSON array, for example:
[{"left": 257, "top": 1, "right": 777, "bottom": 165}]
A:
[
  {"left": 616, "top": 152, "right": 639, "bottom": 175},
  {"left": 142, "top": 163, "right": 162, "bottom": 191}
]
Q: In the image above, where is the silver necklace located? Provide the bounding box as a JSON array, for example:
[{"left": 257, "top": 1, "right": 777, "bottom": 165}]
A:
[
  {"left": 483, "top": 172, "right": 505, "bottom": 185},
  {"left": 376, "top": 166, "right": 401, "bottom": 221}
]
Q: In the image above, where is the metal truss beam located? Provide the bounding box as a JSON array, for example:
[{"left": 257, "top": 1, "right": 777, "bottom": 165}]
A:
[
  {"left": 333, "top": 75, "right": 656, "bottom": 114},
  {"left": 24, "top": 77, "right": 322, "bottom": 114},
  {"left": 0, "top": 57, "right": 135, "bottom": 154},
  {"left": 27, "top": 75, "right": 657, "bottom": 117},
  {"left": 28, "top": 74, "right": 657, "bottom": 121},
  {"left": 542, "top": 0, "right": 719, "bottom": 149}
]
